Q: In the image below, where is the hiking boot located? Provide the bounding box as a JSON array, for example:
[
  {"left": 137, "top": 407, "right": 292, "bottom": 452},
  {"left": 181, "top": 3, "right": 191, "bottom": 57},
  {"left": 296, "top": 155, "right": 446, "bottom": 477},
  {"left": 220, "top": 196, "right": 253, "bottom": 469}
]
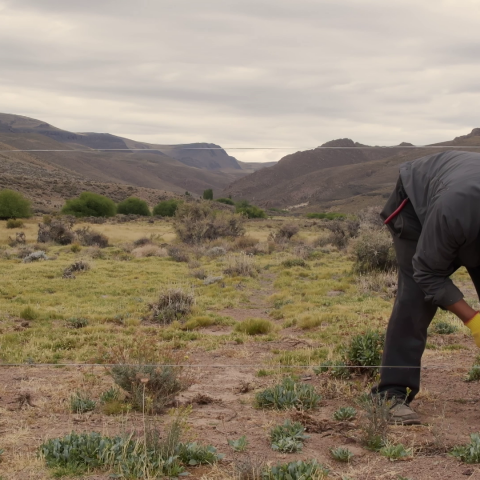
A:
[{"left": 389, "top": 402, "right": 421, "bottom": 425}]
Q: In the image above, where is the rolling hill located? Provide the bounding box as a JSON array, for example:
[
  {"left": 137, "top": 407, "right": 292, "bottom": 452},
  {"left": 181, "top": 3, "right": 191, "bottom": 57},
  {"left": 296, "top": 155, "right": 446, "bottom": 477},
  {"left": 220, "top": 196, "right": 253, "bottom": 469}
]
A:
[
  {"left": 222, "top": 131, "right": 480, "bottom": 213},
  {"left": 0, "top": 113, "right": 275, "bottom": 211}
]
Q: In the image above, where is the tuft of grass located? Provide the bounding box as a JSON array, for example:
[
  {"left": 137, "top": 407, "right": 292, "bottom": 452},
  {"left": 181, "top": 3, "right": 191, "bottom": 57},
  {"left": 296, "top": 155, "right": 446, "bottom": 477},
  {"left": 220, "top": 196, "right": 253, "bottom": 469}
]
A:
[
  {"left": 333, "top": 406, "right": 357, "bottom": 421},
  {"left": 433, "top": 320, "right": 458, "bottom": 335},
  {"left": 6, "top": 219, "right": 24, "bottom": 229},
  {"left": 19, "top": 306, "right": 39, "bottom": 321},
  {"left": 466, "top": 364, "right": 480, "bottom": 382},
  {"left": 451, "top": 433, "right": 480, "bottom": 463},
  {"left": 270, "top": 420, "right": 308, "bottom": 453},
  {"left": 70, "top": 391, "right": 96, "bottom": 413},
  {"left": 357, "top": 394, "right": 390, "bottom": 451},
  {"left": 255, "top": 377, "right": 321, "bottom": 410},
  {"left": 100, "top": 387, "right": 120, "bottom": 404},
  {"left": 330, "top": 446, "right": 354, "bottom": 462},
  {"left": 235, "top": 318, "right": 274, "bottom": 336},
  {"left": 65, "top": 317, "right": 89, "bottom": 329},
  {"left": 224, "top": 252, "right": 259, "bottom": 277},
  {"left": 281, "top": 258, "right": 309, "bottom": 269},
  {"left": 343, "top": 329, "right": 384, "bottom": 375}
]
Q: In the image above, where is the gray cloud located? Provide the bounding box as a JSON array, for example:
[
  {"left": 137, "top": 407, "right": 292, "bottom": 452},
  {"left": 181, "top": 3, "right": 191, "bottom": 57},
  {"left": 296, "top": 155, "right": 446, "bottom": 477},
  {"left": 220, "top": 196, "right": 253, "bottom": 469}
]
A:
[{"left": 1, "top": 0, "right": 480, "bottom": 162}]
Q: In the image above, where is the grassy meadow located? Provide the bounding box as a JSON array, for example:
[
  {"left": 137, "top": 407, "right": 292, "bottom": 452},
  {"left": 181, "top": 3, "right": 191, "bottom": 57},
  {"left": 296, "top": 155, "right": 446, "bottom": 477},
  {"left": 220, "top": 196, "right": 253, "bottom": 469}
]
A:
[{"left": 0, "top": 213, "right": 477, "bottom": 479}]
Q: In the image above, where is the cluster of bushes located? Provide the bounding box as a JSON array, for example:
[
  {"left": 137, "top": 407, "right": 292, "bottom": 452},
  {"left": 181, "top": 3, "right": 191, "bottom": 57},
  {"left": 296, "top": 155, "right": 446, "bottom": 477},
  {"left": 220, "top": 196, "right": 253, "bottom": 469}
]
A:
[
  {"left": 306, "top": 212, "right": 346, "bottom": 220},
  {"left": 61, "top": 192, "right": 182, "bottom": 218}
]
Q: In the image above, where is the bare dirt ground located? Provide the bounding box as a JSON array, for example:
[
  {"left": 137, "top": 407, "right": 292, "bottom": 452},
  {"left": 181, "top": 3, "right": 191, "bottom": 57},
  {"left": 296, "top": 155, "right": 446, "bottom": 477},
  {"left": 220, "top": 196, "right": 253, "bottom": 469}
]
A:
[{"left": 1, "top": 275, "right": 480, "bottom": 479}]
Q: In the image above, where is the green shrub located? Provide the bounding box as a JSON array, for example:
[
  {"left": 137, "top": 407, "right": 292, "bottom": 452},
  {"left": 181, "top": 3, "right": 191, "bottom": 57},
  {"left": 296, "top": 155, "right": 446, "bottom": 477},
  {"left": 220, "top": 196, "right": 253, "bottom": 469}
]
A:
[
  {"left": 380, "top": 442, "right": 412, "bottom": 461},
  {"left": 353, "top": 228, "right": 396, "bottom": 272},
  {"left": 451, "top": 433, "right": 480, "bottom": 463},
  {"left": 270, "top": 420, "right": 308, "bottom": 453},
  {"left": 117, "top": 197, "right": 150, "bottom": 216},
  {"left": 255, "top": 377, "right": 321, "bottom": 410},
  {"left": 39, "top": 427, "right": 186, "bottom": 478},
  {"left": 6, "top": 218, "right": 24, "bottom": 228},
  {"left": 235, "top": 318, "right": 273, "bottom": 335},
  {"left": 330, "top": 446, "right": 353, "bottom": 462},
  {"left": 236, "top": 203, "right": 266, "bottom": 219},
  {"left": 306, "top": 212, "right": 346, "bottom": 220},
  {"left": 265, "top": 460, "right": 329, "bottom": 479},
  {"left": 176, "top": 441, "right": 223, "bottom": 465},
  {"left": 466, "top": 365, "right": 480, "bottom": 382},
  {"left": 0, "top": 189, "right": 31, "bottom": 219},
  {"left": 100, "top": 387, "right": 120, "bottom": 404},
  {"left": 20, "top": 306, "right": 39, "bottom": 321},
  {"left": 153, "top": 199, "right": 180, "bottom": 217},
  {"left": 174, "top": 203, "right": 245, "bottom": 244},
  {"left": 333, "top": 406, "right": 357, "bottom": 421},
  {"left": 62, "top": 192, "right": 116, "bottom": 218},
  {"left": 433, "top": 321, "right": 458, "bottom": 335},
  {"left": 203, "top": 189, "right": 213, "bottom": 200},
  {"left": 70, "top": 392, "right": 96, "bottom": 413},
  {"left": 216, "top": 197, "right": 235, "bottom": 205},
  {"left": 344, "top": 329, "right": 384, "bottom": 375}
]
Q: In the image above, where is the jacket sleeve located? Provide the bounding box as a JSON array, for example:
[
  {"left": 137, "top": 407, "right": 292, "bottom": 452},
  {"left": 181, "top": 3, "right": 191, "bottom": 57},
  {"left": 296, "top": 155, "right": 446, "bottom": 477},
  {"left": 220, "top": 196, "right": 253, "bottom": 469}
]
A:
[{"left": 412, "top": 200, "right": 465, "bottom": 307}]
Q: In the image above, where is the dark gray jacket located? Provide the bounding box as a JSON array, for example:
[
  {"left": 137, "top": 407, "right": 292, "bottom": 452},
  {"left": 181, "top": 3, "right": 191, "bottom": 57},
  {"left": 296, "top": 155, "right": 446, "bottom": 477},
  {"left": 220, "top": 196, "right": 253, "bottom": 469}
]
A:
[{"left": 399, "top": 150, "right": 480, "bottom": 307}]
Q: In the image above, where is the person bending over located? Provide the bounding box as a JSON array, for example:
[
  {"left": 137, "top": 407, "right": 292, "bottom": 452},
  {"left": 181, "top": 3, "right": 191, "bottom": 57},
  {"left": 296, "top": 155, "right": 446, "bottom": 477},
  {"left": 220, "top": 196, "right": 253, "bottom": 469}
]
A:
[{"left": 375, "top": 150, "right": 480, "bottom": 424}]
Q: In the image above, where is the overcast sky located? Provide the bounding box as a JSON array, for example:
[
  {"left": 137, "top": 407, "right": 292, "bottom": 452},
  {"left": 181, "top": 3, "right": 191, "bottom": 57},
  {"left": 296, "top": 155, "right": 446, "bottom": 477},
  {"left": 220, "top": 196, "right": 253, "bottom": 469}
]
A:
[{"left": 1, "top": 0, "right": 480, "bottom": 163}]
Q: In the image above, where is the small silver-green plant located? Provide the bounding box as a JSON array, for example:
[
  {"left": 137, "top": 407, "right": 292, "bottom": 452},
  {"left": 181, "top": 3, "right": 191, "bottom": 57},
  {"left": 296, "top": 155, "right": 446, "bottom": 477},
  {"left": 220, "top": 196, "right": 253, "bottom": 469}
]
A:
[
  {"left": 176, "top": 441, "right": 224, "bottom": 465},
  {"left": 70, "top": 391, "right": 96, "bottom": 413},
  {"left": 330, "top": 446, "right": 354, "bottom": 462},
  {"left": 100, "top": 387, "right": 120, "bottom": 404},
  {"left": 380, "top": 442, "right": 412, "bottom": 461},
  {"left": 270, "top": 420, "right": 309, "bottom": 453},
  {"left": 433, "top": 321, "right": 458, "bottom": 335},
  {"left": 265, "top": 460, "right": 329, "bottom": 479},
  {"left": 451, "top": 433, "right": 480, "bottom": 463},
  {"left": 333, "top": 406, "right": 357, "bottom": 421},
  {"left": 228, "top": 435, "right": 249, "bottom": 452},
  {"left": 255, "top": 377, "right": 321, "bottom": 410}
]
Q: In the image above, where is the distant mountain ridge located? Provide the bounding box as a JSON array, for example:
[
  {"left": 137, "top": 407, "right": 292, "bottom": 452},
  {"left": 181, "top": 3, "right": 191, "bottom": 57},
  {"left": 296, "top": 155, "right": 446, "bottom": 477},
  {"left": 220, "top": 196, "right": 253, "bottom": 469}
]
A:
[
  {"left": 223, "top": 129, "right": 480, "bottom": 213},
  {"left": 0, "top": 113, "right": 274, "bottom": 211}
]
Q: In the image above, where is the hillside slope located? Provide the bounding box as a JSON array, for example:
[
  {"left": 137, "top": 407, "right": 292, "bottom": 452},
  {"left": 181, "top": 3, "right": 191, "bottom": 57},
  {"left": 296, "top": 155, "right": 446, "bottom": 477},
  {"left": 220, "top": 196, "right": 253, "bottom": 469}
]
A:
[
  {"left": 223, "top": 131, "right": 480, "bottom": 212},
  {"left": 0, "top": 113, "right": 249, "bottom": 196}
]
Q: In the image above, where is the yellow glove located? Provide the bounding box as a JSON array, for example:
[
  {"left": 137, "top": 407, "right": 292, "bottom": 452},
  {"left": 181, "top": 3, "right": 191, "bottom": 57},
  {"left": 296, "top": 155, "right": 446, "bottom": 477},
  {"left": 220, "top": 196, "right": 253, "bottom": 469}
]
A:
[{"left": 466, "top": 312, "right": 480, "bottom": 347}]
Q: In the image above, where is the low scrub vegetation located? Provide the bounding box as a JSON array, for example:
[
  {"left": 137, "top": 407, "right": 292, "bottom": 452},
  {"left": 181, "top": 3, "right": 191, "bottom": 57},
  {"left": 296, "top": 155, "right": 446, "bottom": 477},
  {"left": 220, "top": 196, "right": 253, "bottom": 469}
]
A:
[
  {"left": 149, "top": 287, "right": 195, "bottom": 324},
  {"left": 62, "top": 192, "right": 117, "bottom": 218},
  {"left": 306, "top": 212, "right": 346, "bottom": 220},
  {"left": 6, "top": 218, "right": 24, "bottom": 229},
  {"left": 174, "top": 203, "right": 245, "bottom": 243},
  {"left": 153, "top": 199, "right": 181, "bottom": 217},
  {"left": 270, "top": 420, "right": 308, "bottom": 453},
  {"left": 0, "top": 189, "right": 31, "bottom": 219},
  {"left": 353, "top": 228, "right": 396, "bottom": 273},
  {"left": 256, "top": 377, "right": 321, "bottom": 410},
  {"left": 117, "top": 197, "right": 150, "bottom": 216},
  {"left": 224, "top": 252, "right": 258, "bottom": 277},
  {"left": 234, "top": 318, "right": 273, "bottom": 335}
]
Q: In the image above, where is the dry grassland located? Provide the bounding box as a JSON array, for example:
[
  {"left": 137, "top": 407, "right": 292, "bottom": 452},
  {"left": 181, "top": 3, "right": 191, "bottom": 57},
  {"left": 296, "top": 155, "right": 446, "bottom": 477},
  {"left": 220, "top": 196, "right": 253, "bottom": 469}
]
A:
[{"left": 0, "top": 216, "right": 479, "bottom": 479}]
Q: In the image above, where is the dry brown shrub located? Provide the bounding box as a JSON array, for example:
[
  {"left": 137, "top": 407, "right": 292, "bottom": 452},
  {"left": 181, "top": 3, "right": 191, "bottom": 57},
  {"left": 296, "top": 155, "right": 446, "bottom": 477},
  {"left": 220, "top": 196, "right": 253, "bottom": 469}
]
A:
[
  {"left": 270, "top": 223, "right": 300, "bottom": 244},
  {"left": 174, "top": 202, "right": 245, "bottom": 244},
  {"left": 322, "top": 219, "right": 360, "bottom": 249},
  {"left": 132, "top": 245, "right": 168, "bottom": 258},
  {"left": 352, "top": 228, "right": 396, "bottom": 273},
  {"left": 224, "top": 253, "right": 259, "bottom": 277},
  {"left": 149, "top": 287, "right": 195, "bottom": 324},
  {"left": 63, "top": 260, "right": 90, "bottom": 279},
  {"left": 37, "top": 218, "right": 76, "bottom": 245},
  {"left": 8, "top": 231, "right": 26, "bottom": 247},
  {"left": 75, "top": 226, "right": 109, "bottom": 248},
  {"left": 167, "top": 245, "right": 190, "bottom": 262},
  {"left": 234, "top": 235, "right": 258, "bottom": 250},
  {"left": 357, "top": 270, "right": 397, "bottom": 299},
  {"left": 357, "top": 206, "right": 384, "bottom": 229}
]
